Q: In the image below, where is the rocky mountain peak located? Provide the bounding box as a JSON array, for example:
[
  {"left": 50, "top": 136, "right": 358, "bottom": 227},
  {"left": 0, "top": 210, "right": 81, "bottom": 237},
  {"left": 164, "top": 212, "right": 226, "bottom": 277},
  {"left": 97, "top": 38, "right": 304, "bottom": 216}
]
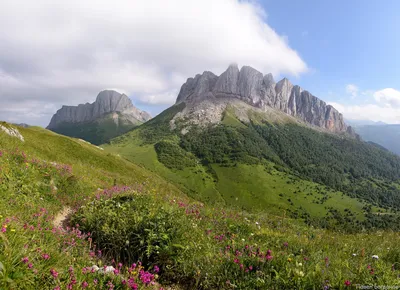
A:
[
  {"left": 47, "top": 90, "right": 151, "bottom": 129},
  {"left": 174, "top": 64, "right": 355, "bottom": 136},
  {"left": 263, "top": 73, "right": 275, "bottom": 87}
]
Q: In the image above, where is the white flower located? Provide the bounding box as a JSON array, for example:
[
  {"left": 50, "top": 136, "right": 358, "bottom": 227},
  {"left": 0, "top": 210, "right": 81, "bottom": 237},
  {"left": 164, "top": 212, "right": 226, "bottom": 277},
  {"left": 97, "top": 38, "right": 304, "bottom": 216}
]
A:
[
  {"left": 98, "top": 266, "right": 115, "bottom": 274},
  {"left": 255, "top": 222, "right": 259, "bottom": 225},
  {"left": 241, "top": 238, "right": 245, "bottom": 242},
  {"left": 352, "top": 253, "right": 357, "bottom": 257},
  {"left": 372, "top": 255, "right": 379, "bottom": 260}
]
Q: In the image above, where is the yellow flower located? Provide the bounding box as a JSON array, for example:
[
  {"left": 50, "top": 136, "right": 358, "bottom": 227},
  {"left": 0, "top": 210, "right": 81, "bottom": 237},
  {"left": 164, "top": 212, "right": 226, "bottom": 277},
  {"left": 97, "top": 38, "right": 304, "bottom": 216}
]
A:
[
  {"left": 10, "top": 229, "right": 15, "bottom": 232},
  {"left": 287, "top": 258, "right": 292, "bottom": 262}
]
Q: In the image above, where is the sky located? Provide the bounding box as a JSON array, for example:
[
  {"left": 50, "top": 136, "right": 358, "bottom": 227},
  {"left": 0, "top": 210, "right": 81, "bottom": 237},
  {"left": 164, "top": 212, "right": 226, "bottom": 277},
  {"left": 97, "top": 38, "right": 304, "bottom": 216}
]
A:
[{"left": 1, "top": 0, "right": 400, "bottom": 126}]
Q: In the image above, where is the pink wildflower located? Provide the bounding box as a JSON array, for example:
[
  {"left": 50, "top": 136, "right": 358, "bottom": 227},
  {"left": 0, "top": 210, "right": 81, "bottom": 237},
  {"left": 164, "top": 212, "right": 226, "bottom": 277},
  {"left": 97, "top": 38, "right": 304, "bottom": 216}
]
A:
[{"left": 50, "top": 268, "right": 59, "bottom": 278}]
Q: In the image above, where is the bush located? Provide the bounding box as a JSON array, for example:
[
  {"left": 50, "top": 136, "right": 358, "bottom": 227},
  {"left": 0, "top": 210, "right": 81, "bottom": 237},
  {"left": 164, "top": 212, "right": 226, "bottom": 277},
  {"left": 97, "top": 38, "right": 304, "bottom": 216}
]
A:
[{"left": 72, "top": 193, "right": 191, "bottom": 269}]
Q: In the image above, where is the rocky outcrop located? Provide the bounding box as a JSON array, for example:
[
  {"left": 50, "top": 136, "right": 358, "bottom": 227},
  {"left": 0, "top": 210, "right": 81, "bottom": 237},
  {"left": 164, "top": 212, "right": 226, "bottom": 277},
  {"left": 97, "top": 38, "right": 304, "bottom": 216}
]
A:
[
  {"left": 0, "top": 124, "right": 24, "bottom": 142},
  {"left": 176, "top": 64, "right": 353, "bottom": 135},
  {"left": 47, "top": 90, "right": 151, "bottom": 129}
]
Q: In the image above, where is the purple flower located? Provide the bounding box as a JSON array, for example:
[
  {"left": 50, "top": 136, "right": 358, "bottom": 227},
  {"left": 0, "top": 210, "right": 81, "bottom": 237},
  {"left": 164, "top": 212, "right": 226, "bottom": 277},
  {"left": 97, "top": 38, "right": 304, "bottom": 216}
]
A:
[
  {"left": 50, "top": 268, "right": 59, "bottom": 278},
  {"left": 153, "top": 265, "right": 160, "bottom": 273}
]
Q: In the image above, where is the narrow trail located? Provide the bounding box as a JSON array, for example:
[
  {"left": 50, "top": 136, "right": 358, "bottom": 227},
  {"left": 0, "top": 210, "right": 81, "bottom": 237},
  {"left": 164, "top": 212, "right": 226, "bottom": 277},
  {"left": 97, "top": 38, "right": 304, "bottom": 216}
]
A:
[{"left": 53, "top": 206, "right": 72, "bottom": 229}]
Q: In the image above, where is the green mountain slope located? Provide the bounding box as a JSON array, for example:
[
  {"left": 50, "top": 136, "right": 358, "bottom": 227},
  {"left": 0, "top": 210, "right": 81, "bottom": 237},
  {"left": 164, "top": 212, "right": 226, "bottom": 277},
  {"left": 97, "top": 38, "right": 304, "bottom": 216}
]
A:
[
  {"left": 105, "top": 107, "right": 400, "bottom": 231},
  {"left": 3, "top": 122, "right": 400, "bottom": 288}
]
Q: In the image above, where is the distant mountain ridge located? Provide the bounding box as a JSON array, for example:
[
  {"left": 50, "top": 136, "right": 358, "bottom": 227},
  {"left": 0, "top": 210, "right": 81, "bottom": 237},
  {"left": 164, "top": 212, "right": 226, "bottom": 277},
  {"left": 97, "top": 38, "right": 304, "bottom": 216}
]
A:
[
  {"left": 175, "top": 64, "right": 356, "bottom": 136},
  {"left": 48, "top": 90, "right": 150, "bottom": 128},
  {"left": 47, "top": 90, "right": 151, "bottom": 144},
  {"left": 354, "top": 124, "right": 400, "bottom": 156}
]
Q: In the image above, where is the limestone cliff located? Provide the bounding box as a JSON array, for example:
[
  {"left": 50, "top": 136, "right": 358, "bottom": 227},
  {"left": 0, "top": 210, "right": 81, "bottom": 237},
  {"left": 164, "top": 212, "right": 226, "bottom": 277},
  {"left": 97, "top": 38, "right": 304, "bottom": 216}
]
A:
[
  {"left": 47, "top": 90, "right": 151, "bottom": 129},
  {"left": 176, "top": 64, "right": 353, "bottom": 135}
]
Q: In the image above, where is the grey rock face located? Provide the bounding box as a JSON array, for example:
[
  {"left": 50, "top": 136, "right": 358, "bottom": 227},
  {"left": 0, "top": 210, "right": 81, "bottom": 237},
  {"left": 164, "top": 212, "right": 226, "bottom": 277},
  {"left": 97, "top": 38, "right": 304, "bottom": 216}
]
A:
[
  {"left": 176, "top": 65, "right": 353, "bottom": 135},
  {"left": 213, "top": 64, "right": 240, "bottom": 95},
  {"left": 47, "top": 90, "right": 151, "bottom": 129}
]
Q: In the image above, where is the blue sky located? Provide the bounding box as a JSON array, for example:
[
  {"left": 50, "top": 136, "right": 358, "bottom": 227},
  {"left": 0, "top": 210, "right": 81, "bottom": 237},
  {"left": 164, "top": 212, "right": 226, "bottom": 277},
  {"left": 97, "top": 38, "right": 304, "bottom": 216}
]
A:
[
  {"left": 259, "top": 0, "right": 400, "bottom": 122},
  {"left": 1, "top": 0, "right": 400, "bottom": 125}
]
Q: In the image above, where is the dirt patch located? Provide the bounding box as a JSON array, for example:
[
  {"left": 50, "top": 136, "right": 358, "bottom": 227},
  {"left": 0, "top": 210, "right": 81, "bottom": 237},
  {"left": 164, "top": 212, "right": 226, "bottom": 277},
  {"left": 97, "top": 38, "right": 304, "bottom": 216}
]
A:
[{"left": 53, "top": 207, "right": 73, "bottom": 229}]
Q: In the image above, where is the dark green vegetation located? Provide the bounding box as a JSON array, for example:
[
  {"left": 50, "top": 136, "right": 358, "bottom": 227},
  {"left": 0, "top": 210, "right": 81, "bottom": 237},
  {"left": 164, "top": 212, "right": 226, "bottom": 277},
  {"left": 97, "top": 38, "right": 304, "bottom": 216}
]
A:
[
  {"left": 50, "top": 112, "right": 142, "bottom": 145},
  {"left": 106, "top": 109, "right": 400, "bottom": 232}
]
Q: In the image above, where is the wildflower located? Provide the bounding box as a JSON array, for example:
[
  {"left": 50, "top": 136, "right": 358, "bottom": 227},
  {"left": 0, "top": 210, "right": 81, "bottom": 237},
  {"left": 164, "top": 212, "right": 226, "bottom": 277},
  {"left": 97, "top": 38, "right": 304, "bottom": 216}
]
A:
[
  {"left": 352, "top": 253, "right": 357, "bottom": 257},
  {"left": 266, "top": 249, "right": 273, "bottom": 261},
  {"left": 344, "top": 280, "right": 351, "bottom": 286},
  {"left": 107, "top": 281, "right": 115, "bottom": 290},
  {"left": 372, "top": 255, "right": 379, "bottom": 260},
  {"left": 54, "top": 287, "right": 61, "bottom": 290},
  {"left": 287, "top": 257, "right": 292, "bottom": 262},
  {"left": 81, "top": 281, "right": 89, "bottom": 288},
  {"left": 154, "top": 265, "right": 160, "bottom": 273},
  {"left": 50, "top": 268, "right": 59, "bottom": 278},
  {"left": 28, "top": 263, "right": 33, "bottom": 269},
  {"left": 283, "top": 242, "right": 289, "bottom": 248},
  {"left": 22, "top": 257, "right": 29, "bottom": 264},
  {"left": 1, "top": 227, "right": 6, "bottom": 233}
]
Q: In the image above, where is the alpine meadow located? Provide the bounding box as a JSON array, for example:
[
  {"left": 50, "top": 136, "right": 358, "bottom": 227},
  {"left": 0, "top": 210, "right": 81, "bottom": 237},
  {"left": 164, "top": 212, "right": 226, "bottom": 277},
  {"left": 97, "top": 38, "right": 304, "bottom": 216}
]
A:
[{"left": 2, "top": 1, "right": 400, "bottom": 289}]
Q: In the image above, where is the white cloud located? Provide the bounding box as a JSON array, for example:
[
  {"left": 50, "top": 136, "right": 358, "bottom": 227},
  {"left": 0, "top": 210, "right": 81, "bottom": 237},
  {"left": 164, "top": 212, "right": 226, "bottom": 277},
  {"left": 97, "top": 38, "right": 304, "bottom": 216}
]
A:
[
  {"left": 373, "top": 88, "right": 400, "bottom": 108},
  {"left": 329, "top": 100, "right": 400, "bottom": 124},
  {"left": 0, "top": 0, "right": 307, "bottom": 126},
  {"left": 345, "top": 84, "right": 359, "bottom": 98}
]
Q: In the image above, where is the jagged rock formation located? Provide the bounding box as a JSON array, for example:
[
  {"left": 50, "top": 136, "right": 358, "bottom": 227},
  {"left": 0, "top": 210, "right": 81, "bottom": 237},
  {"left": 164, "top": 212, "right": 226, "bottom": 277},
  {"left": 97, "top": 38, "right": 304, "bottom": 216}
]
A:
[
  {"left": 48, "top": 90, "right": 150, "bottom": 128},
  {"left": 175, "top": 64, "right": 353, "bottom": 135},
  {"left": 47, "top": 90, "right": 151, "bottom": 144}
]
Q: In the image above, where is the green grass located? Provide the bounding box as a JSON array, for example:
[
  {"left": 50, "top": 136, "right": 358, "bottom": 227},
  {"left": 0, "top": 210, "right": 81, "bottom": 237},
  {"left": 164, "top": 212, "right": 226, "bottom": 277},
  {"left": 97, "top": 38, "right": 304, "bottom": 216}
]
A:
[
  {"left": 3, "top": 123, "right": 400, "bottom": 289},
  {"left": 213, "top": 163, "right": 367, "bottom": 218}
]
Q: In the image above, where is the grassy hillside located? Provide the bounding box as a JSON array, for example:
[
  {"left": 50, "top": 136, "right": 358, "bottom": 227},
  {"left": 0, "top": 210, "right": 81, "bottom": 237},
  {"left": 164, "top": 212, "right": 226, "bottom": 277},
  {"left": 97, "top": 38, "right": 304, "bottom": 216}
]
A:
[
  {"left": 2, "top": 123, "right": 400, "bottom": 288},
  {"left": 105, "top": 108, "right": 400, "bottom": 232},
  {"left": 49, "top": 112, "right": 143, "bottom": 145}
]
